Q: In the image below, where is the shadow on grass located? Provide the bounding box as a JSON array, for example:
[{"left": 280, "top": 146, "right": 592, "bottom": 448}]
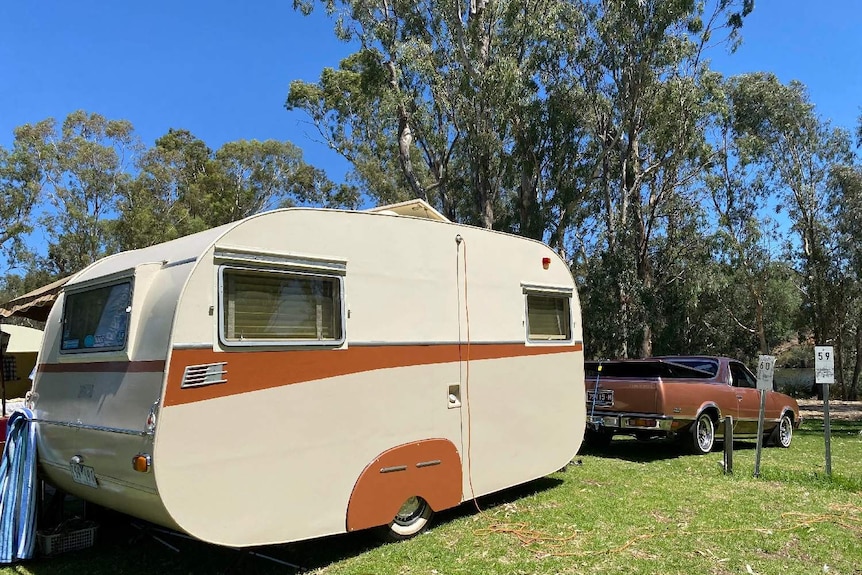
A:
[
  {"left": 580, "top": 436, "right": 770, "bottom": 463},
  {"left": 14, "top": 477, "right": 564, "bottom": 575},
  {"left": 282, "top": 476, "right": 564, "bottom": 573}
]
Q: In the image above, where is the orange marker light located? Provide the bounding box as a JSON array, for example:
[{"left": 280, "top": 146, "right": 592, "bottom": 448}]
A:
[
  {"left": 542, "top": 257, "right": 551, "bottom": 270},
  {"left": 132, "top": 454, "right": 152, "bottom": 473}
]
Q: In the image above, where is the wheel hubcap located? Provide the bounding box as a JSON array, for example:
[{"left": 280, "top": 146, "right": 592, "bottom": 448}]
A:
[
  {"left": 698, "top": 417, "right": 713, "bottom": 450},
  {"left": 394, "top": 496, "right": 424, "bottom": 525},
  {"left": 780, "top": 417, "right": 792, "bottom": 445}
]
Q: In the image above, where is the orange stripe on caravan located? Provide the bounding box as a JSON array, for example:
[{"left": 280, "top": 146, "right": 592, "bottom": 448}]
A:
[{"left": 163, "top": 342, "right": 582, "bottom": 407}]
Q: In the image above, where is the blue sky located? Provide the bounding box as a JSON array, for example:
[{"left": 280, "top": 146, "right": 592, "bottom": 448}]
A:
[{"left": 1, "top": 0, "right": 860, "bottom": 183}]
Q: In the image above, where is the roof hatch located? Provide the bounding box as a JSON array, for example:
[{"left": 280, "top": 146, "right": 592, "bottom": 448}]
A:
[{"left": 366, "top": 199, "right": 450, "bottom": 222}]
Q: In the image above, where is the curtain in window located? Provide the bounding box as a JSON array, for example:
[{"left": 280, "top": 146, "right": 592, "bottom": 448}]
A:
[
  {"left": 527, "top": 295, "right": 571, "bottom": 340},
  {"left": 224, "top": 270, "right": 341, "bottom": 342}
]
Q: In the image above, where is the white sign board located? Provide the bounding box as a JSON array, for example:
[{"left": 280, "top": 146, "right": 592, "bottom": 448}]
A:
[
  {"left": 815, "top": 345, "right": 835, "bottom": 384},
  {"left": 756, "top": 355, "right": 776, "bottom": 391}
]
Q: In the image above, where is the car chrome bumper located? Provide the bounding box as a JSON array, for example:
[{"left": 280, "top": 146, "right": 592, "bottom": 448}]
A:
[{"left": 588, "top": 413, "right": 674, "bottom": 432}]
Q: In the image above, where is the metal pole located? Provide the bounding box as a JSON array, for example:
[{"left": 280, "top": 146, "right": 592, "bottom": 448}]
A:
[
  {"left": 723, "top": 416, "right": 733, "bottom": 475},
  {"left": 823, "top": 381, "right": 832, "bottom": 477},
  {"left": 1, "top": 319, "right": 6, "bottom": 418},
  {"left": 753, "top": 390, "right": 766, "bottom": 478}
]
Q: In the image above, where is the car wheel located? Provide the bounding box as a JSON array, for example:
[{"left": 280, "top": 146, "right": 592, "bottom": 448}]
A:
[
  {"left": 769, "top": 413, "right": 793, "bottom": 448},
  {"left": 689, "top": 413, "right": 715, "bottom": 455},
  {"left": 379, "top": 496, "right": 434, "bottom": 542}
]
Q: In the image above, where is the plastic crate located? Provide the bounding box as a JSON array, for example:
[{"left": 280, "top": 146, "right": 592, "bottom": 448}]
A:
[{"left": 37, "top": 522, "right": 98, "bottom": 556}]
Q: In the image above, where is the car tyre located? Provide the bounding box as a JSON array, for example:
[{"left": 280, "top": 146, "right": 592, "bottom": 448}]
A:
[
  {"left": 378, "top": 496, "right": 434, "bottom": 542},
  {"left": 688, "top": 413, "right": 715, "bottom": 455},
  {"left": 769, "top": 413, "right": 793, "bottom": 448}
]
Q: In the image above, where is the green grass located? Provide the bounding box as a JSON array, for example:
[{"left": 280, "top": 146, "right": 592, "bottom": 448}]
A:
[{"left": 5, "top": 419, "right": 861, "bottom": 574}]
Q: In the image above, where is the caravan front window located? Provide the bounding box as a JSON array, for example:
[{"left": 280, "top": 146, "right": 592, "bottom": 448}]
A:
[
  {"left": 220, "top": 267, "right": 344, "bottom": 345},
  {"left": 61, "top": 281, "right": 132, "bottom": 352}
]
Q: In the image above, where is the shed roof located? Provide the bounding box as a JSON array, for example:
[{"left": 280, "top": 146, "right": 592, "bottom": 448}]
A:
[{"left": 0, "top": 324, "right": 44, "bottom": 354}]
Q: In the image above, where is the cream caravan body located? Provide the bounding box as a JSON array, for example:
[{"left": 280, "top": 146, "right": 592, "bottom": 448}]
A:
[{"left": 30, "top": 201, "right": 586, "bottom": 547}]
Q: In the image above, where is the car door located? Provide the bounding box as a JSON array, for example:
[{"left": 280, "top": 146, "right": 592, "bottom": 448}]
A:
[{"left": 729, "top": 361, "right": 760, "bottom": 435}]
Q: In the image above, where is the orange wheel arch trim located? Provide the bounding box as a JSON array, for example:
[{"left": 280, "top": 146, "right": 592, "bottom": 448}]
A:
[{"left": 346, "top": 438, "right": 462, "bottom": 532}]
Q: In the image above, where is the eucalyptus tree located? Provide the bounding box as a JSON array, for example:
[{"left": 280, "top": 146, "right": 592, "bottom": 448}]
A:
[
  {"left": 827, "top": 165, "right": 862, "bottom": 399},
  {"left": 0, "top": 126, "right": 45, "bottom": 266},
  {"left": 728, "top": 73, "right": 857, "bottom": 394},
  {"left": 112, "top": 128, "right": 209, "bottom": 250},
  {"left": 287, "top": 0, "right": 592, "bottom": 234},
  {"left": 13, "top": 111, "right": 141, "bottom": 277},
  {"left": 703, "top": 76, "right": 788, "bottom": 355},
  {"left": 728, "top": 74, "right": 853, "bottom": 346},
  {"left": 116, "top": 129, "right": 354, "bottom": 251},
  {"left": 575, "top": 0, "right": 752, "bottom": 358}
]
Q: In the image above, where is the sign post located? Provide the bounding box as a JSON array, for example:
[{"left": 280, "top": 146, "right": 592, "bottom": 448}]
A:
[
  {"left": 815, "top": 345, "right": 835, "bottom": 477},
  {"left": 753, "top": 355, "right": 775, "bottom": 478}
]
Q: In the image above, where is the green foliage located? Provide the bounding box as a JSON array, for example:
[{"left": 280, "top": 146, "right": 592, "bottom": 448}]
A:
[
  {"left": 0, "top": 114, "right": 353, "bottom": 301},
  {"left": 0, "top": 136, "right": 42, "bottom": 266}
]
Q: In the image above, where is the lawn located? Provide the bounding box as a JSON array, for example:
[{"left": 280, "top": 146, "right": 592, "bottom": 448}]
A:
[{"left": 4, "top": 419, "right": 861, "bottom": 575}]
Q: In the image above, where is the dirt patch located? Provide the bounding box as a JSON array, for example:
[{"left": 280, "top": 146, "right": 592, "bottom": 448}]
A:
[{"left": 797, "top": 399, "right": 862, "bottom": 422}]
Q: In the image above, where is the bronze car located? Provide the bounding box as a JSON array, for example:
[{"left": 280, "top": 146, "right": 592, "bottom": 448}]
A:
[{"left": 585, "top": 356, "right": 802, "bottom": 454}]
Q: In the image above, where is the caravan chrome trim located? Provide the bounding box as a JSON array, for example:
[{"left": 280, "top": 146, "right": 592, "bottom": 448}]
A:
[{"left": 31, "top": 418, "right": 152, "bottom": 437}]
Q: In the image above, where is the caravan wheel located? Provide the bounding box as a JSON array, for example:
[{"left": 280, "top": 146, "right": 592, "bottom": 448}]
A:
[{"left": 379, "top": 496, "right": 434, "bottom": 541}]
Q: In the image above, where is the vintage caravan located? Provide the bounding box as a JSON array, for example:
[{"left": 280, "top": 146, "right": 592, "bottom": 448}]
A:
[{"left": 29, "top": 200, "right": 586, "bottom": 547}]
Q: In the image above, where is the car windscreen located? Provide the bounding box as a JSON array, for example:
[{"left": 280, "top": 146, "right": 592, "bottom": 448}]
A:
[{"left": 61, "top": 281, "right": 132, "bottom": 352}]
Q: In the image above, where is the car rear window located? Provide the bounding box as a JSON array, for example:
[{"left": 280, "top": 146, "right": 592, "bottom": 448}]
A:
[{"left": 663, "top": 358, "right": 719, "bottom": 377}]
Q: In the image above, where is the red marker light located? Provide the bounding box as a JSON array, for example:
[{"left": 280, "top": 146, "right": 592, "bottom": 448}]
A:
[{"left": 542, "top": 257, "right": 551, "bottom": 270}]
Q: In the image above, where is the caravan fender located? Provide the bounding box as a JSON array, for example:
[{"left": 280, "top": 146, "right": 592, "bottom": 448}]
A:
[{"left": 346, "top": 438, "right": 462, "bottom": 532}]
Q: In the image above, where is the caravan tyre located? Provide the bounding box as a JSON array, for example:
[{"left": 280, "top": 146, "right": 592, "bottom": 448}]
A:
[{"left": 379, "top": 496, "right": 434, "bottom": 542}]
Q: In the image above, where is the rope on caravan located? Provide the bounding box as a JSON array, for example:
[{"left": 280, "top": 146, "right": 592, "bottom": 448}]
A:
[
  {"left": 589, "top": 363, "right": 603, "bottom": 422},
  {"left": 0, "top": 408, "right": 38, "bottom": 562},
  {"left": 455, "top": 234, "right": 480, "bottom": 513}
]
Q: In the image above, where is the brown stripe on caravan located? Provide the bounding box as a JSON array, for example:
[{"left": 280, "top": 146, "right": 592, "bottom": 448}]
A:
[
  {"left": 163, "top": 342, "right": 582, "bottom": 407},
  {"left": 38, "top": 360, "right": 166, "bottom": 373}
]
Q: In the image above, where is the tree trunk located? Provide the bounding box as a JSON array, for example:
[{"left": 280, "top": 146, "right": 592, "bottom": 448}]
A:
[
  {"left": 755, "top": 293, "right": 768, "bottom": 354},
  {"left": 850, "top": 320, "right": 861, "bottom": 401},
  {"left": 476, "top": 153, "right": 494, "bottom": 229},
  {"left": 386, "top": 61, "right": 426, "bottom": 201}
]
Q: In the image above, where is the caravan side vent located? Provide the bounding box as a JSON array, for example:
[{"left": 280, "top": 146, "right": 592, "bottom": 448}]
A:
[{"left": 181, "top": 362, "right": 228, "bottom": 388}]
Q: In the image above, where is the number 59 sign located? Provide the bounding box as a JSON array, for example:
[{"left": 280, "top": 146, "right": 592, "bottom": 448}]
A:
[{"left": 815, "top": 346, "right": 835, "bottom": 384}]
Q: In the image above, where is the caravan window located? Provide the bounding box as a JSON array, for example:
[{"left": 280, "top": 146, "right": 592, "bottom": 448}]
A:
[
  {"left": 61, "top": 281, "right": 132, "bottom": 352},
  {"left": 526, "top": 293, "right": 572, "bottom": 341},
  {"left": 220, "top": 267, "right": 344, "bottom": 346}
]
